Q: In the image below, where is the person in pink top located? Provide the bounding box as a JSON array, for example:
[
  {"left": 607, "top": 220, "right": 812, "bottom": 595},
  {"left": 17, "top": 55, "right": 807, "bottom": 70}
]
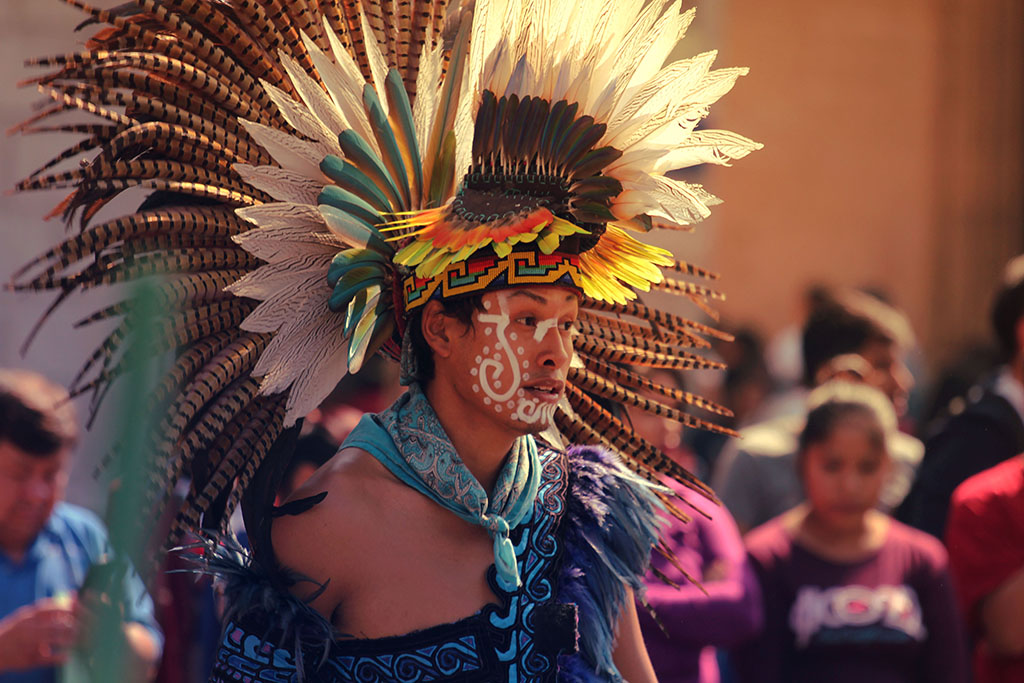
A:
[{"left": 735, "top": 381, "right": 968, "bottom": 683}]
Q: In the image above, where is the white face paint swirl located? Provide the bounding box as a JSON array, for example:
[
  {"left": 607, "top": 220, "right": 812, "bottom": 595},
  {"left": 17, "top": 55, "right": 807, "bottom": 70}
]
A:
[
  {"left": 470, "top": 292, "right": 565, "bottom": 428},
  {"left": 474, "top": 295, "right": 520, "bottom": 405}
]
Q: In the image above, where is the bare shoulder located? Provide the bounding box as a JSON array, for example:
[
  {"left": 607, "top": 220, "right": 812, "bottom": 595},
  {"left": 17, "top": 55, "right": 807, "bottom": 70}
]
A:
[{"left": 270, "top": 447, "right": 393, "bottom": 608}]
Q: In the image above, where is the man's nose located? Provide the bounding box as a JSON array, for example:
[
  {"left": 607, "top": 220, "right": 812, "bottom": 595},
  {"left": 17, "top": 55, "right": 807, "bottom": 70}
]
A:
[
  {"left": 24, "top": 477, "right": 54, "bottom": 503},
  {"left": 539, "top": 329, "right": 572, "bottom": 368}
]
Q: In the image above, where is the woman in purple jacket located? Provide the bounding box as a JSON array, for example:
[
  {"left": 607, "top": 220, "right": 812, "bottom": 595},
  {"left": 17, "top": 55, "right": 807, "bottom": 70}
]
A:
[
  {"left": 630, "top": 375, "right": 764, "bottom": 683},
  {"left": 638, "top": 478, "right": 764, "bottom": 683}
]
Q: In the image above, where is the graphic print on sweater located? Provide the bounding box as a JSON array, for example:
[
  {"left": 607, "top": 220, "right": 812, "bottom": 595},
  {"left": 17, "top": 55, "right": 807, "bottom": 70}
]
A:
[{"left": 789, "top": 584, "right": 926, "bottom": 648}]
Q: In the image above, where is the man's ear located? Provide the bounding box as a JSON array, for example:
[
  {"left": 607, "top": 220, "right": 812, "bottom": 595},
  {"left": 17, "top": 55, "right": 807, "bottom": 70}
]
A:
[{"left": 421, "top": 300, "right": 457, "bottom": 359}]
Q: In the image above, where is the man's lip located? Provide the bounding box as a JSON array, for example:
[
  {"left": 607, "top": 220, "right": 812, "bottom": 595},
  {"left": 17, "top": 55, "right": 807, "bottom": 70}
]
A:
[{"left": 523, "top": 380, "right": 565, "bottom": 397}]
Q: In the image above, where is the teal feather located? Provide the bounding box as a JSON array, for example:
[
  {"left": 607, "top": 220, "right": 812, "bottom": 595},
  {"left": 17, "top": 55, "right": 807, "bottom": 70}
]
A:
[
  {"left": 319, "top": 155, "right": 393, "bottom": 213},
  {"left": 318, "top": 205, "right": 389, "bottom": 253},
  {"left": 336, "top": 131, "right": 404, "bottom": 212},
  {"left": 362, "top": 84, "right": 411, "bottom": 210},
  {"left": 319, "top": 185, "right": 384, "bottom": 228},
  {"left": 327, "top": 249, "right": 389, "bottom": 287},
  {"left": 348, "top": 298, "right": 391, "bottom": 373},
  {"left": 384, "top": 69, "right": 423, "bottom": 209},
  {"left": 344, "top": 286, "right": 374, "bottom": 337},
  {"left": 328, "top": 268, "right": 385, "bottom": 312}
]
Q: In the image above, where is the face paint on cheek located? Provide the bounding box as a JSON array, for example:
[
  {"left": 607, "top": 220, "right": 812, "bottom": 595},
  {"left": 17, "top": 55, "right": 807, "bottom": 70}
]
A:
[
  {"left": 470, "top": 292, "right": 562, "bottom": 427},
  {"left": 473, "top": 296, "right": 523, "bottom": 408},
  {"left": 509, "top": 318, "right": 559, "bottom": 427}
]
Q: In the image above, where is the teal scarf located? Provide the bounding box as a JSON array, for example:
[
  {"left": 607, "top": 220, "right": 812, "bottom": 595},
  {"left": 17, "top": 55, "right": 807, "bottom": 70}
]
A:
[{"left": 342, "top": 383, "right": 541, "bottom": 591}]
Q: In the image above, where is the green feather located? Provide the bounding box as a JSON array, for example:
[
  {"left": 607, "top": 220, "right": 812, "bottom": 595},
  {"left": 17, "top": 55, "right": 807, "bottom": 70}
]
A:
[
  {"left": 539, "top": 100, "right": 569, "bottom": 167},
  {"left": 320, "top": 154, "right": 393, "bottom": 213},
  {"left": 560, "top": 118, "right": 607, "bottom": 173},
  {"left": 473, "top": 90, "right": 497, "bottom": 163},
  {"left": 544, "top": 102, "right": 579, "bottom": 165},
  {"left": 415, "top": 247, "right": 455, "bottom": 278},
  {"left": 319, "top": 205, "right": 389, "bottom": 253},
  {"left": 384, "top": 69, "right": 423, "bottom": 208},
  {"left": 344, "top": 287, "right": 371, "bottom": 337},
  {"left": 329, "top": 268, "right": 386, "bottom": 311},
  {"left": 363, "top": 84, "right": 411, "bottom": 211},
  {"left": 336, "top": 130, "right": 404, "bottom": 211},
  {"left": 328, "top": 248, "right": 390, "bottom": 288},
  {"left": 569, "top": 200, "right": 617, "bottom": 223},
  {"left": 350, "top": 310, "right": 394, "bottom": 374},
  {"left": 319, "top": 185, "right": 384, "bottom": 228},
  {"left": 537, "top": 230, "right": 561, "bottom": 254},
  {"left": 345, "top": 285, "right": 382, "bottom": 338}
]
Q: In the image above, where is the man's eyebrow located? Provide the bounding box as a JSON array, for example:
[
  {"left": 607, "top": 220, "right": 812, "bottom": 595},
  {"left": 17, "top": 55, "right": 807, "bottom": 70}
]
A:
[
  {"left": 507, "top": 290, "right": 577, "bottom": 304},
  {"left": 507, "top": 290, "right": 547, "bottom": 303}
]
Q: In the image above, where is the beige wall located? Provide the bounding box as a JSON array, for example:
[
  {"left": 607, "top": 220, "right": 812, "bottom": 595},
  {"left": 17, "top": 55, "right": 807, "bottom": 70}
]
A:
[{"left": 691, "top": 0, "right": 1024, "bottom": 371}]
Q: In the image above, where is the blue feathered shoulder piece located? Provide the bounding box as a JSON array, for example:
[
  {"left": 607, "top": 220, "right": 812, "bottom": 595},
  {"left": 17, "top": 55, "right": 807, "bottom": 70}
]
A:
[
  {"left": 556, "top": 445, "right": 665, "bottom": 682},
  {"left": 183, "top": 534, "right": 336, "bottom": 681}
]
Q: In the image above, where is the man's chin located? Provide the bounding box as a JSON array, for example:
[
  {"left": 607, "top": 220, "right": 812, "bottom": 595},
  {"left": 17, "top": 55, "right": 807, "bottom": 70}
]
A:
[{"left": 509, "top": 417, "right": 557, "bottom": 438}]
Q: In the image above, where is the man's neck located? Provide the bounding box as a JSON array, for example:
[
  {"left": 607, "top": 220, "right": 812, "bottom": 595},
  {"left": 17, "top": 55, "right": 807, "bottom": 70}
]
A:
[{"left": 423, "top": 381, "right": 518, "bottom": 494}]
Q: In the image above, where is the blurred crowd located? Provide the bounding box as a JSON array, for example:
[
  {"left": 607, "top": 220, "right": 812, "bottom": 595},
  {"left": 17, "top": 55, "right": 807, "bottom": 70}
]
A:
[
  {"left": 632, "top": 254, "right": 1024, "bottom": 683},
  {"left": 3, "top": 255, "right": 1024, "bottom": 682}
]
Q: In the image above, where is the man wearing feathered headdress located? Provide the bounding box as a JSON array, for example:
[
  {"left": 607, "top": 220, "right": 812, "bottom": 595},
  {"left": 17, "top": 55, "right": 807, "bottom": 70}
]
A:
[{"left": 9, "top": 0, "right": 759, "bottom": 679}]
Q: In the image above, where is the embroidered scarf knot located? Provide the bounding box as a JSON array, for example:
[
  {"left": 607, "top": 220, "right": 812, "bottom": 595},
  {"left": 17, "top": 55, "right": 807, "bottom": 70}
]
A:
[{"left": 343, "top": 384, "right": 541, "bottom": 592}]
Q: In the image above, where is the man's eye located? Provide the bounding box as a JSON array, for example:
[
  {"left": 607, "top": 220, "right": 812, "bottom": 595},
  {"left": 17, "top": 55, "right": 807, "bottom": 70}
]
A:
[{"left": 516, "top": 317, "right": 537, "bottom": 327}]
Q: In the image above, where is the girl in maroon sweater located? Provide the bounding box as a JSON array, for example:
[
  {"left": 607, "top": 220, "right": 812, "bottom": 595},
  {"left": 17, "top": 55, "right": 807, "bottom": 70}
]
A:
[{"left": 735, "top": 381, "right": 968, "bottom": 683}]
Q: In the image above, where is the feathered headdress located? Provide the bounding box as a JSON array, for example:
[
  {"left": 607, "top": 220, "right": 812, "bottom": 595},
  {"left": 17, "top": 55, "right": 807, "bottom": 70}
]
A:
[{"left": 10, "top": 0, "right": 759, "bottom": 550}]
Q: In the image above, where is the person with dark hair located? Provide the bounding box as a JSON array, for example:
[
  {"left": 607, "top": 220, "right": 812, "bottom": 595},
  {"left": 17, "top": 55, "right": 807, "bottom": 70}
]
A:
[
  {"left": 734, "top": 382, "right": 968, "bottom": 683},
  {"left": 714, "top": 289, "right": 923, "bottom": 533},
  {"left": 897, "top": 254, "right": 1024, "bottom": 538},
  {"left": 7, "top": 0, "right": 763, "bottom": 679},
  {"left": 0, "top": 369, "right": 162, "bottom": 682}
]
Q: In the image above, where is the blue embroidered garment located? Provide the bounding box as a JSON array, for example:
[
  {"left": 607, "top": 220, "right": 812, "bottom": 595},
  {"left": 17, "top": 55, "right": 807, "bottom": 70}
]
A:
[
  {"left": 202, "top": 426, "right": 661, "bottom": 683},
  {"left": 343, "top": 383, "right": 540, "bottom": 592}
]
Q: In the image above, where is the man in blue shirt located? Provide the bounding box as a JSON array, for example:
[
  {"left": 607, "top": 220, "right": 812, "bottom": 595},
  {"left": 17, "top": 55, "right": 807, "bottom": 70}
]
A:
[{"left": 0, "top": 370, "right": 162, "bottom": 682}]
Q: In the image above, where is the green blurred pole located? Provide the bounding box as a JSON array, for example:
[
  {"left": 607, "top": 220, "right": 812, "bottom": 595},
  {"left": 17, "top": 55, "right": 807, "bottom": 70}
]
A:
[{"left": 87, "top": 279, "right": 162, "bottom": 683}]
